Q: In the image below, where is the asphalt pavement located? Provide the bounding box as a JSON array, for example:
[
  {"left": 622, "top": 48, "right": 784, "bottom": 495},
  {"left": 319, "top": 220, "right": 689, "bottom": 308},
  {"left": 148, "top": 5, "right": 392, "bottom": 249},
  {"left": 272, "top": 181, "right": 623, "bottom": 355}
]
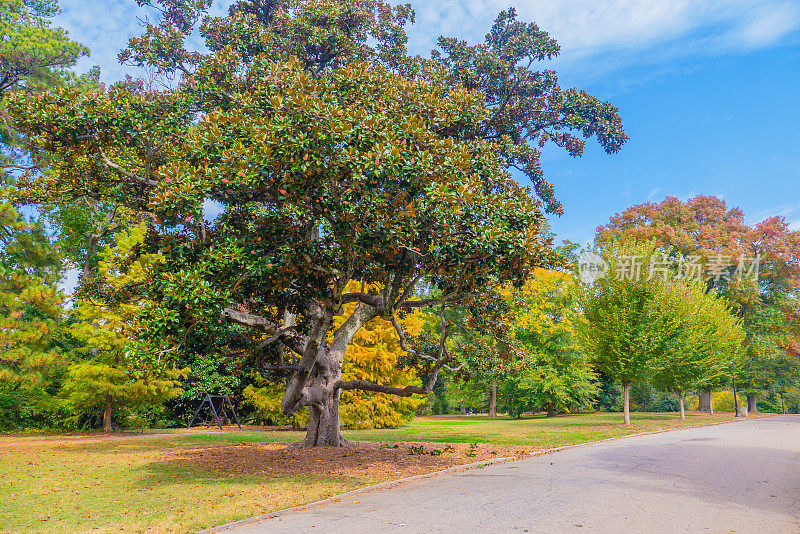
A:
[{"left": 211, "top": 415, "right": 800, "bottom": 534}]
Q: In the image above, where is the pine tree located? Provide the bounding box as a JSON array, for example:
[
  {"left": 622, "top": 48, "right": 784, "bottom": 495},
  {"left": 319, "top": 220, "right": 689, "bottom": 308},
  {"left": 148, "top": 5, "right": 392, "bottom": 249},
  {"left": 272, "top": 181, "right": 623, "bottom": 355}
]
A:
[{"left": 0, "top": 201, "right": 65, "bottom": 428}]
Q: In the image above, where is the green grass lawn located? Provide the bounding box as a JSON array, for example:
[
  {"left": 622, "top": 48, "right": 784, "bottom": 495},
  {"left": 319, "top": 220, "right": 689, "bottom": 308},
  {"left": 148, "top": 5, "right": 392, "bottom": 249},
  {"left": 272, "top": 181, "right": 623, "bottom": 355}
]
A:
[
  {"left": 342, "top": 411, "right": 741, "bottom": 447},
  {"left": 0, "top": 411, "right": 752, "bottom": 533},
  {"left": 1, "top": 436, "right": 374, "bottom": 534}
]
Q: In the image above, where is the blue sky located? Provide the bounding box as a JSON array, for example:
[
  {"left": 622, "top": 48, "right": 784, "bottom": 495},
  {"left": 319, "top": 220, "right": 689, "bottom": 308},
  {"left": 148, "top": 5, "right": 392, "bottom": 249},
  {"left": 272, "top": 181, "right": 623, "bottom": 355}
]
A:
[{"left": 54, "top": 0, "right": 800, "bottom": 246}]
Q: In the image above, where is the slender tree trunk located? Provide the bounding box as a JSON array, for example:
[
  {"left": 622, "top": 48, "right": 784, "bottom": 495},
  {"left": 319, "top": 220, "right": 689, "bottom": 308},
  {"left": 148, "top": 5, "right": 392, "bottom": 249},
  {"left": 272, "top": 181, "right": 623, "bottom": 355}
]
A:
[
  {"left": 83, "top": 233, "right": 100, "bottom": 281},
  {"left": 747, "top": 395, "right": 758, "bottom": 413},
  {"left": 710, "top": 395, "right": 714, "bottom": 415},
  {"left": 678, "top": 391, "right": 685, "bottom": 420},
  {"left": 780, "top": 392, "right": 786, "bottom": 414},
  {"left": 698, "top": 391, "right": 712, "bottom": 412},
  {"left": 488, "top": 382, "right": 497, "bottom": 417},
  {"left": 546, "top": 403, "right": 556, "bottom": 418},
  {"left": 623, "top": 382, "right": 631, "bottom": 426},
  {"left": 102, "top": 394, "right": 112, "bottom": 432},
  {"left": 459, "top": 403, "right": 466, "bottom": 415}
]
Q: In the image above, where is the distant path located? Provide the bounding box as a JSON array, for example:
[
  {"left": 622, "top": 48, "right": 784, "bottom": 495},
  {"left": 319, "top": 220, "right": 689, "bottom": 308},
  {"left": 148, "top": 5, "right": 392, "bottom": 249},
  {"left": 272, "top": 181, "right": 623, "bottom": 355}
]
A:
[{"left": 216, "top": 415, "right": 800, "bottom": 533}]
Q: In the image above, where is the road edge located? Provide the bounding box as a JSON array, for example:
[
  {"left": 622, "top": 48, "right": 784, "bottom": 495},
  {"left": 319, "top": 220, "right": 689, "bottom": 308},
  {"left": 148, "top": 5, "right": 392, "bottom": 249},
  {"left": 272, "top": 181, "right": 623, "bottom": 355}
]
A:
[
  {"left": 199, "top": 455, "right": 518, "bottom": 533},
  {"left": 201, "top": 414, "right": 770, "bottom": 533}
]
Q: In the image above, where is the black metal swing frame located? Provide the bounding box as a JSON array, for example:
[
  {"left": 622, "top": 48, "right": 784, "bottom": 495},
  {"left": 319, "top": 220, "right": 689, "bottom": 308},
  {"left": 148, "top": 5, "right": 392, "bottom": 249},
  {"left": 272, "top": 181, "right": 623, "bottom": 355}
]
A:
[{"left": 187, "top": 393, "right": 242, "bottom": 430}]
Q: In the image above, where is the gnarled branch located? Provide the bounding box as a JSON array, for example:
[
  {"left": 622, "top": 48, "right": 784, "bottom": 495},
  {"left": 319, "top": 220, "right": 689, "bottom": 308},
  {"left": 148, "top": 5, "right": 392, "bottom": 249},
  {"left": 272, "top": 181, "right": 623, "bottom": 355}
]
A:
[
  {"left": 340, "top": 292, "right": 383, "bottom": 307},
  {"left": 221, "top": 307, "right": 304, "bottom": 356},
  {"left": 95, "top": 139, "right": 158, "bottom": 187}
]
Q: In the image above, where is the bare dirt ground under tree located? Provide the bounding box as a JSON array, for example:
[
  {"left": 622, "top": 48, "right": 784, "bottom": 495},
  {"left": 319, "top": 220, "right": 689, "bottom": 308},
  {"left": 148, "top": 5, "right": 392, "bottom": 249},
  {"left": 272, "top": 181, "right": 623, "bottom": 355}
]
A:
[{"left": 164, "top": 441, "right": 526, "bottom": 479}]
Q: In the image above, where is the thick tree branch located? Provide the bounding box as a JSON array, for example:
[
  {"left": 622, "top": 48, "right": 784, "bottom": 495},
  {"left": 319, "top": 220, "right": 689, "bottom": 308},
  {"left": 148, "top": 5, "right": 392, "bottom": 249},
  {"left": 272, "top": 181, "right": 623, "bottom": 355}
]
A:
[
  {"left": 341, "top": 292, "right": 383, "bottom": 307},
  {"left": 336, "top": 380, "right": 428, "bottom": 396},
  {"left": 221, "top": 307, "right": 276, "bottom": 331},
  {"left": 221, "top": 307, "right": 304, "bottom": 356}
]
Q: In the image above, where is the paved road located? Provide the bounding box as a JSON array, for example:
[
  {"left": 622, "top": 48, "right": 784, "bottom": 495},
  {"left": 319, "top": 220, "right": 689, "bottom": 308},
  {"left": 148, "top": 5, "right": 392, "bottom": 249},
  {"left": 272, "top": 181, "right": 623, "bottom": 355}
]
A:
[{"left": 214, "top": 416, "right": 800, "bottom": 533}]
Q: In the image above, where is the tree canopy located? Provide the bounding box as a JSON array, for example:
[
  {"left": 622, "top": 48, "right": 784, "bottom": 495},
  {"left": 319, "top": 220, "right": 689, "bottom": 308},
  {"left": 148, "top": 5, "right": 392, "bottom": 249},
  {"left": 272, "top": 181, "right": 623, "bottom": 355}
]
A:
[
  {"left": 578, "top": 241, "right": 744, "bottom": 424},
  {"left": 596, "top": 195, "right": 800, "bottom": 409},
  {"left": 6, "top": 0, "right": 627, "bottom": 444}
]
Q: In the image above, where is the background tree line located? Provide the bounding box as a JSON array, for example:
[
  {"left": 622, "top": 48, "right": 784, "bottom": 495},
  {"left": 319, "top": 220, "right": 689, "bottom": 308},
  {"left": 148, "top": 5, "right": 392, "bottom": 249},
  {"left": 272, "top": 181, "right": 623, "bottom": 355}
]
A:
[{"left": 1, "top": 0, "right": 797, "bottom": 435}]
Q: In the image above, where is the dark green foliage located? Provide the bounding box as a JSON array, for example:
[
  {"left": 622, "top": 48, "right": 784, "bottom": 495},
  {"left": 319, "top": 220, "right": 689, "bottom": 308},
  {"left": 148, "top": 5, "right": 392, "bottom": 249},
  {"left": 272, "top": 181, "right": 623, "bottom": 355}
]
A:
[
  {"left": 650, "top": 394, "right": 681, "bottom": 413},
  {"left": 593, "top": 372, "right": 622, "bottom": 412}
]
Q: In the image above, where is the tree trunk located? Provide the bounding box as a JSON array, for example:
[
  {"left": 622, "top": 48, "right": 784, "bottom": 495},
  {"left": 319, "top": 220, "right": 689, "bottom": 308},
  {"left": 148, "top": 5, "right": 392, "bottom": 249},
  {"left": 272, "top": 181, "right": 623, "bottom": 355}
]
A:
[
  {"left": 488, "top": 382, "right": 497, "bottom": 417},
  {"left": 459, "top": 403, "right": 466, "bottom": 415},
  {"left": 102, "top": 394, "right": 112, "bottom": 432},
  {"left": 747, "top": 395, "right": 758, "bottom": 413},
  {"left": 546, "top": 403, "right": 556, "bottom": 418},
  {"left": 623, "top": 382, "right": 631, "bottom": 426},
  {"left": 83, "top": 232, "right": 100, "bottom": 281},
  {"left": 678, "top": 391, "right": 685, "bottom": 420},
  {"left": 780, "top": 392, "right": 786, "bottom": 414},
  {"left": 296, "top": 351, "right": 349, "bottom": 447},
  {"left": 698, "top": 391, "right": 712, "bottom": 412},
  {"left": 302, "top": 388, "right": 347, "bottom": 447}
]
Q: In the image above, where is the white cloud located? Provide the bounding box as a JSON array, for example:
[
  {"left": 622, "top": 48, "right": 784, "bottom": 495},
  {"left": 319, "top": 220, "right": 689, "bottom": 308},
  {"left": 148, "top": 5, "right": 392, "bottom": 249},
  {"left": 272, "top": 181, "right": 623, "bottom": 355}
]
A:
[
  {"left": 745, "top": 201, "right": 800, "bottom": 226},
  {"left": 735, "top": 3, "right": 800, "bottom": 48},
  {"left": 788, "top": 219, "right": 800, "bottom": 231},
  {"left": 55, "top": 0, "right": 229, "bottom": 83},
  {"left": 646, "top": 187, "right": 660, "bottom": 201},
  {"left": 404, "top": 0, "right": 800, "bottom": 80},
  {"left": 54, "top": 0, "right": 800, "bottom": 84},
  {"left": 51, "top": 0, "right": 800, "bottom": 85}
]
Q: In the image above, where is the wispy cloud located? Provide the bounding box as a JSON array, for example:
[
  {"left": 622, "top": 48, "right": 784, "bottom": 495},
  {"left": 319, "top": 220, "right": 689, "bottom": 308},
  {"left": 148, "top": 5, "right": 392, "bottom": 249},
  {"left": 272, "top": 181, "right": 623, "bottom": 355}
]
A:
[
  {"left": 646, "top": 187, "right": 660, "bottom": 201},
  {"left": 745, "top": 201, "right": 800, "bottom": 226},
  {"left": 406, "top": 0, "right": 800, "bottom": 85},
  {"left": 54, "top": 0, "right": 800, "bottom": 84},
  {"left": 55, "top": 0, "right": 228, "bottom": 82}
]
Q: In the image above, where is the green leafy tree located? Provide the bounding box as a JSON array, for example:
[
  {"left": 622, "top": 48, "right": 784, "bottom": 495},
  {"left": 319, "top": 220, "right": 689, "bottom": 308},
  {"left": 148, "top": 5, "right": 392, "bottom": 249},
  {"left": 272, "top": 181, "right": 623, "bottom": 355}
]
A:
[
  {"left": 597, "top": 196, "right": 800, "bottom": 412},
  {"left": 7, "top": 0, "right": 626, "bottom": 445},
  {"left": 502, "top": 268, "right": 597, "bottom": 417},
  {"left": 451, "top": 296, "right": 527, "bottom": 418},
  {"left": 442, "top": 378, "right": 487, "bottom": 414},
  {"left": 1, "top": 0, "right": 88, "bottom": 173},
  {"left": 578, "top": 242, "right": 671, "bottom": 425},
  {"left": 0, "top": 0, "right": 87, "bottom": 94},
  {"left": 650, "top": 280, "right": 744, "bottom": 419},
  {"left": 61, "top": 224, "right": 185, "bottom": 431}
]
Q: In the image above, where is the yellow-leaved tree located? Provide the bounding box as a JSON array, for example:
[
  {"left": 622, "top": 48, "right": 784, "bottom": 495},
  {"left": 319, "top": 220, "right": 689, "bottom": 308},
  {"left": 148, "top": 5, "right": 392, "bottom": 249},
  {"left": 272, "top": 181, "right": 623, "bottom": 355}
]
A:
[
  {"left": 499, "top": 267, "right": 598, "bottom": 417},
  {"left": 62, "top": 224, "right": 186, "bottom": 431},
  {"left": 244, "top": 283, "right": 424, "bottom": 429}
]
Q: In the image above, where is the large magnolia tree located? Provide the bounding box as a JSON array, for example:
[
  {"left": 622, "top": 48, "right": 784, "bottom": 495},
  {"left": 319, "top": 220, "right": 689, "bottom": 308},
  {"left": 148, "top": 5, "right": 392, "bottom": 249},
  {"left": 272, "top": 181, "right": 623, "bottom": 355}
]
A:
[{"left": 7, "top": 0, "right": 626, "bottom": 445}]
